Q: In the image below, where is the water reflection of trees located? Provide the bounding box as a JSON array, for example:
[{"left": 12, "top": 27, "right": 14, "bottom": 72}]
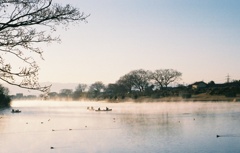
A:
[{"left": 0, "top": 108, "right": 9, "bottom": 133}]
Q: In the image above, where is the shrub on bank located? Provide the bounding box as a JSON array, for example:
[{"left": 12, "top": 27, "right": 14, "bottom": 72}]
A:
[
  {"left": 181, "top": 93, "right": 192, "bottom": 98},
  {"left": 225, "top": 92, "right": 236, "bottom": 97},
  {"left": 0, "top": 94, "right": 11, "bottom": 107},
  {"left": 0, "top": 85, "right": 11, "bottom": 107}
]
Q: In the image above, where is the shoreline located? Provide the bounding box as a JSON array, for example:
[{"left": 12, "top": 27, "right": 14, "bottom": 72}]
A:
[
  {"left": 12, "top": 94, "right": 240, "bottom": 103},
  {"left": 105, "top": 94, "right": 240, "bottom": 103}
]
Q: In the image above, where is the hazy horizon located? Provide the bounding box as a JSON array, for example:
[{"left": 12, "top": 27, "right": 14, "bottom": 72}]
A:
[{"left": 4, "top": 78, "right": 231, "bottom": 96}]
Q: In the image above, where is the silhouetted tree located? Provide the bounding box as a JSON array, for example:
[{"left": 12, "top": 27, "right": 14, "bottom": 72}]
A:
[
  {"left": 208, "top": 81, "right": 215, "bottom": 87},
  {"left": 151, "top": 69, "right": 182, "bottom": 89},
  {"left": 117, "top": 74, "right": 135, "bottom": 93},
  {"left": 129, "top": 69, "right": 151, "bottom": 92},
  {"left": 117, "top": 69, "right": 151, "bottom": 93},
  {"left": 0, "top": 0, "right": 88, "bottom": 93}
]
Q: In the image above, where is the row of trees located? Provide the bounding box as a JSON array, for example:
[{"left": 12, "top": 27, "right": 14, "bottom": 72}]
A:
[
  {"left": 47, "top": 69, "right": 240, "bottom": 101},
  {"left": 48, "top": 69, "right": 182, "bottom": 100}
]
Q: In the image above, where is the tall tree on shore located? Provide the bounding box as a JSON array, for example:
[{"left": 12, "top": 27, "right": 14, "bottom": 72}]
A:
[
  {"left": 129, "top": 69, "right": 151, "bottom": 92},
  {"left": 151, "top": 69, "right": 182, "bottom": 89},
  {"left": 117, "top": 69, "right": 151, "bottom": 92},
  {"left": 0, "top": 0, "right": 89, "bottom": 93},
  {"left": 117, "top": 74, "right": 135, "bottom": 93}
]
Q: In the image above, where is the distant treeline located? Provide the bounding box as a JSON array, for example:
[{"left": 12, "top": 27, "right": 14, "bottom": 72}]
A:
[{"left": 46, "top": 69, "right": 240, "bottom": 101}]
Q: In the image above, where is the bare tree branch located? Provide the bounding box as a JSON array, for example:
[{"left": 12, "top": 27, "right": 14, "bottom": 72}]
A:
[{"left": 0, "top": 0, "right": 89, "bottom": 94}]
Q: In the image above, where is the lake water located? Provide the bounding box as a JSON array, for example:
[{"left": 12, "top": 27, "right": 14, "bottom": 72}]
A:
[{"left": 0, "top": 101, "right": 240, "bottom": 153}]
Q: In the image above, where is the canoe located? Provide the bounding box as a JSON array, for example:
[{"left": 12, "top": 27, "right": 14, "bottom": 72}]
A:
[
  {"left": 95, "top": 109, "right": 112, "bottom": 112},
  {"left": 11, "top": 109, "right": 21, "bottom": 113}
]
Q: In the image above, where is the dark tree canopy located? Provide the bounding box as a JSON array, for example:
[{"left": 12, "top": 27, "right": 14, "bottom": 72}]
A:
[
  {"left": 72, "top": 83, "right": 87, "bottom": 99},
  {"left": 88, "top": 81, "right": 105, "bottom": 93},
  {"left": 105, "top": 83, "right": 128, "bottom": 98},
  {"left": 87, "top": 81, "right": 105, "bottom": 98},
  {"left": 0, "top": 0, "right": 88, "bottom": 93},
  {"left": 117, "top": 74, "right": 135, "bottom": 93},
  {"left": 117, "top": 69, "right": 151, "bottom": 92},
  {"left": 59, "top": 89, "right": 72, "bottom": 97}
]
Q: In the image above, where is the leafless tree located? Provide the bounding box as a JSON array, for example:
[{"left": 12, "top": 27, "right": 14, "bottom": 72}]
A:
[
  {"left": 129, "top": 69, "right": 151, "bottom": 92},
  {"left": 151, "top": 69, "right": 182, "bottom": 89},
  {"left": 0, "top": 0, "right": 89, "bottom": 94}
]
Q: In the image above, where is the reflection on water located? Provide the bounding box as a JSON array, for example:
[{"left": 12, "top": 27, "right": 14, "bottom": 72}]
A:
[{"left": 0, "top": 101, "right": 240, "bottom": 153}]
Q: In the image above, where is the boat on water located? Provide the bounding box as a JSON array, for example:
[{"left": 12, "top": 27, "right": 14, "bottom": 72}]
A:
[
  {"left": 95, "top": 109, "right": 112, "bottom": 112},
  {"left": 95, "top": 107, "right": 112, "bottom": 112},
  {"left": 11, "top": 109, "right": 21, "bottom": 113}
]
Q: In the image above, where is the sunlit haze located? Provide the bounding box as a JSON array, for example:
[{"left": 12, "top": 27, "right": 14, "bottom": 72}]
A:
[{"left": 5, "top": 0, "right": 240, "bottom": 94}]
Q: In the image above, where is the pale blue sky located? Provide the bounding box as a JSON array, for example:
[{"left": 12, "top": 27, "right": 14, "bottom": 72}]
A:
[{"left": 37, "top": 0, "right": 240, "bottom": 86}]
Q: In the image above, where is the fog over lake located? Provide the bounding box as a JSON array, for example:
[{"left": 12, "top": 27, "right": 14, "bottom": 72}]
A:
[{"left": 0, "top": 101, "right": 240, "bottom": 153}]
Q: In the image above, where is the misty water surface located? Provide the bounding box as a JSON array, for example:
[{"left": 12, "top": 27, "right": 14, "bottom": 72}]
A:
[{"left": 0, "top": 101, "right": 240, "bottom": 153}]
